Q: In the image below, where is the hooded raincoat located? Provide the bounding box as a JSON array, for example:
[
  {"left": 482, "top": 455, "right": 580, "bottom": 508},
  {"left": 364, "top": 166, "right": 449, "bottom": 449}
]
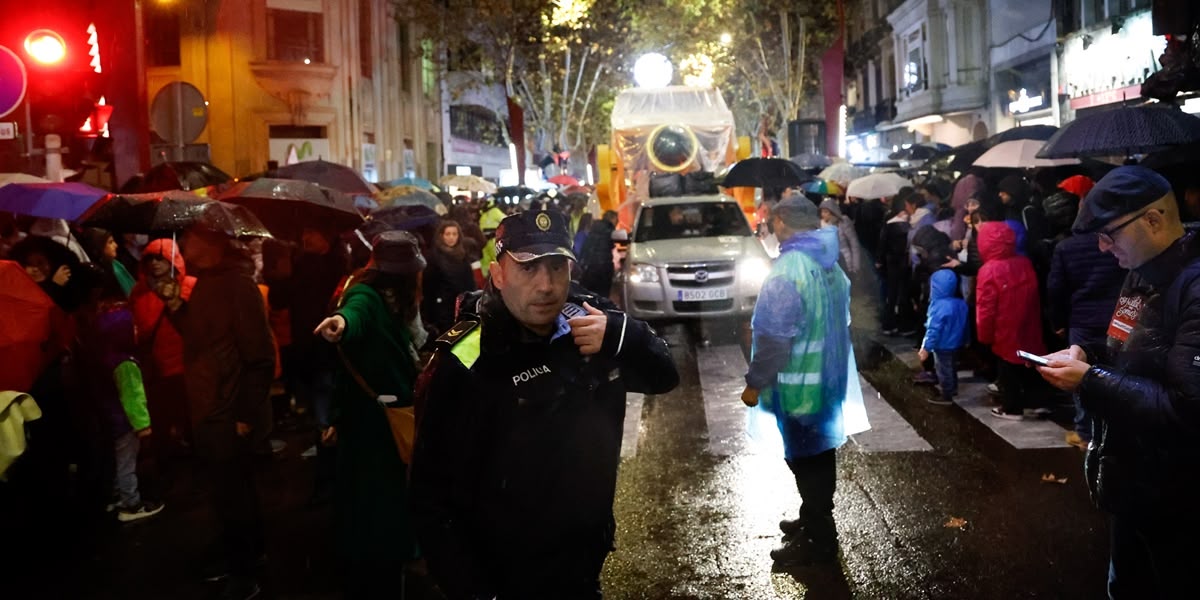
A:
[
  {"left": 923, "top": 270, "right": 968, "bottom": 351},
  {"left": 819, "top": 199, "right": 860, "bottom": 274},
  {"left": 129, "top": 239, "right": 196, "bottom": 378},
  {"left": 746, "top": 227, "right": 868, "bottom": 459},
  {"left": 975, "top": 222, "right": 1045, "bottom": 364}
]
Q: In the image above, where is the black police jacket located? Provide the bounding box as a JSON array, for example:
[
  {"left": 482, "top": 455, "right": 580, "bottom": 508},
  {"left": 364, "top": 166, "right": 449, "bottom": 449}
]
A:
[
  {"left": 410, "top": 285, "right": 679, "bottom": 599},
  {"left": 1079, "top": 232, "right": 1200, "bottom": 514}
]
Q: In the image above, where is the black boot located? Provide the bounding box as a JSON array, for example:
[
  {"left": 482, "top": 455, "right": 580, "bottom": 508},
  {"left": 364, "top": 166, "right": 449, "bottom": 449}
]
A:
[{"left": 770, "top": 515, "right": 838, "bottom": 566}]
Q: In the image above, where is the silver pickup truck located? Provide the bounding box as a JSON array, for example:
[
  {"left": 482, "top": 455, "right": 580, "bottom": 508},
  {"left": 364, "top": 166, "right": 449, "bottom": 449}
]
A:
[{"left": 620, "top": 195, "right": 771, "bottom": 321}]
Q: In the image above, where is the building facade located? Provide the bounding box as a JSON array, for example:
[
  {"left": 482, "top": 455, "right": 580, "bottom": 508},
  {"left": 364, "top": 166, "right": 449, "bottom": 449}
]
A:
[
  {"left": 1054, "top": 1, "right": 1162, "bottom": 122},
  {"left": 886, "top": 0, "right": 989, "bottom": 146},
  {"left": 142, "top": 0, "right": 441, "bottom": 183},
  {"left": 987, "top": 0, "right": 1057, "bottom": 133}
]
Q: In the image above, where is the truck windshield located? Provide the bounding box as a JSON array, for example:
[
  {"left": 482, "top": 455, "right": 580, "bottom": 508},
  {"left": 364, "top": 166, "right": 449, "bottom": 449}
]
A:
[{"left": 634, "top": 202, "right": 750, "bottom": 242}]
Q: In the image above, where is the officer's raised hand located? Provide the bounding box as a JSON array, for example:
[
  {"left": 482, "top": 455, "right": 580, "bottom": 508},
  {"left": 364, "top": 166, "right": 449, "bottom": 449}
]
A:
[{"left": 568, "top": 301, "right": 607, "bottom": 355}]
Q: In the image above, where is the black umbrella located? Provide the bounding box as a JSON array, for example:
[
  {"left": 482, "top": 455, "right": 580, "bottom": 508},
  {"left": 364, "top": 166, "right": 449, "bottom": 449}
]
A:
[
  {"left": 80, "top": 190, "right": 272, "bottom": 238},
  {"left": 987, "top": 125, "right": 1058, "bottom": 146},
  {"left": 269, "top": 159, "right": 378, "bottom": 195},
  {"left": 889, "top": 144, "right": 949, "bottom": 161},
  {"left": 722, "top": 157, "right": 810, "bottom": 189},
  {"left": 362, "top": 204, "right": 440, "bottom": 238},
  {"left": 938, "top": 140, "right": 991, "bottom": 173},
  {"left": 136, "top": 161, "right": 233, "bottom": 193},
  {"left": 1038, "top": 104, "right": 1200, "bottom": 159},
  {"left": 216, "top": 178, "right": 363, "bottom": 239}
]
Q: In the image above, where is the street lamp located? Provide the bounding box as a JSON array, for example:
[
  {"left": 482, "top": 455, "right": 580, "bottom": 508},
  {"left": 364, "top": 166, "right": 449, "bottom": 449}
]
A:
[{"left": 633, "top": 53, "right": 673, "bottom": 89}]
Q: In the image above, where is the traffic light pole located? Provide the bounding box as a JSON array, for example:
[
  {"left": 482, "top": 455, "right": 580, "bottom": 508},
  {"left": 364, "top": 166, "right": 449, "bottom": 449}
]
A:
[{"left": 99, "top": 0, "right": 151, "bottom": 188}]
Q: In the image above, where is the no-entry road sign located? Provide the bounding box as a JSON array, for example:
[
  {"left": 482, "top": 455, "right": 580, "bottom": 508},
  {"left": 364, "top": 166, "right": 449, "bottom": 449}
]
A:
[{"left": 0, "top": 45, "right": 29, "bottom": 119}]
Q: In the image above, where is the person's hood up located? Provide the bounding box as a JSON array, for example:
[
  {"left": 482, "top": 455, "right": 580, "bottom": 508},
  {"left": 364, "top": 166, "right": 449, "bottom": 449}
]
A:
[
  {"left": 142, "top": 238, "right": 187, "bottom": 279},
  {"left": 818, "top": 199, "right": 844, "bottom": 221},
  {"left": 929, "top": 269, "right": 959, "bottom": 301},
  {"left": 780, "top": 226, "right": 840, "bottom": 270},
  {"left": 978, "top": 221, "right": 1016, "bottom": 262},
  {"left": 911, "top": 225, "right": 951, "bottom": 253},
  {"left": 998, "top": 175, "right": 1029, "bottom": 205}
]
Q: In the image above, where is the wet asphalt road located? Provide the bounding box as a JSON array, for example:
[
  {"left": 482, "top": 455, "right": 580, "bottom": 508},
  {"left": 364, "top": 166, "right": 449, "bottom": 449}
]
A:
[
  {"left": 7, "top": 298, "right": 1110, "bottom": 599},
  {"left": 602, "top": 316, "right": 1108, "bottom": 599}
]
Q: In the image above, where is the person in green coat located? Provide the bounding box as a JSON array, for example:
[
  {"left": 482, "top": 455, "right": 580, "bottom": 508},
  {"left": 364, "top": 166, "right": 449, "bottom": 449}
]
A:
[{"left": 314, "top": 230, "right": 427, "bottom": 596}]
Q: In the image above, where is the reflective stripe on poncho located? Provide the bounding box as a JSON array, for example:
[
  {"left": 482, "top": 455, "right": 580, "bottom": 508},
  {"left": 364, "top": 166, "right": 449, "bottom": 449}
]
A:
[{"left": 749, "top": 226, "right": 868, "bottom": 458}]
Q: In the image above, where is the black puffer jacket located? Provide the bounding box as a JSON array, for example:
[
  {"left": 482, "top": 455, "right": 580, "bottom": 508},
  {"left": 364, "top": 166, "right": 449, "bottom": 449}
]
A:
[
  {"left": 410, "top": 285, "right": 678, "bottom": 599},
  {"left": 1080, "top": 232, "right": 1200, "bottom": 514},
  {"left": 1046, "top": 232, "right": 1125, "bottom": 331}
]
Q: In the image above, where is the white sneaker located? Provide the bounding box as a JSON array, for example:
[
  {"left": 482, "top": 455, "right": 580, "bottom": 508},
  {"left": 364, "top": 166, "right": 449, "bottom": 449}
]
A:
[{"left": 118, "top": 501, "right": 165, "bottom": 523}]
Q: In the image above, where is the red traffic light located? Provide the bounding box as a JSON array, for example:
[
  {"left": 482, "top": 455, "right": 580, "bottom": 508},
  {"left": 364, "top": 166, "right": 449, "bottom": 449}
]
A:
[{"left": 24, "top": 29, "right": 66, "bottom": 65}]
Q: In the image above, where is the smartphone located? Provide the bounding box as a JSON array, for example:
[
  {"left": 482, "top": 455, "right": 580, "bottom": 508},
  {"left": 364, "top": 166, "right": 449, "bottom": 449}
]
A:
[{"left": 1016, "top": 351, "right": 1050, "bottom": 366}]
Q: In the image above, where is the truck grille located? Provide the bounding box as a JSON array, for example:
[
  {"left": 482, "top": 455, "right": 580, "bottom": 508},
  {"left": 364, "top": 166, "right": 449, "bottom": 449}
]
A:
[{"left": 666, "top": 261, "right": 735, "bottom": 289}]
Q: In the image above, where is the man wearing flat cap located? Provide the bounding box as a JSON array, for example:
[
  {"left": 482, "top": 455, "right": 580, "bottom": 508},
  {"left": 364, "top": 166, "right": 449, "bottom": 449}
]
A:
[
  {"left": 410, "top": 210, "right": 679, "bottom": 599},
  {"left": 1036, "top": 165, "right": 1200, "bottom": 598}
]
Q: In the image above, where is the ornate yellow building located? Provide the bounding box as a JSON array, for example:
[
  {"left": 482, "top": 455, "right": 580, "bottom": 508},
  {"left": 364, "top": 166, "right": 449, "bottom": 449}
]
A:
[{"left": 141, "top": 0, "right": 441, "bottom": 182}]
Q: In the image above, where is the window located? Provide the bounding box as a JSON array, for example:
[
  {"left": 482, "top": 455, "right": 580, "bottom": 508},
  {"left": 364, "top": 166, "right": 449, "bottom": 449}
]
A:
[
  {"left": 422, "top": 39, "right": 438, "bottom": 99},
  {"left": 902, "top": 28, "right": 925, "bottom": 95},
  {"left": 145, "top": 3, "right": 181, "bottom": 67},
  {"left": 398, "top": 22, "right": 411, "bottom": 92},
  {"left": 449, "top": 105, "right": 505, "bottom": 147},
  {"left": 268, "top": 9, "right": 324, "bottom": 63},
  {"left": 359, "top": 0, "right": 373, "bottom": 78},
  {"left": 634, "top": 203, "right": 751, "bottom": 243}
]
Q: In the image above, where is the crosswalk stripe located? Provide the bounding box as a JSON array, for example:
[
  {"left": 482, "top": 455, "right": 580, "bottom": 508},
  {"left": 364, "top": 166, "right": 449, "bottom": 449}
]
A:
[
  {"left": 697, "top": 343, "right": 933, "bottom": 456},
  {"left": 620, "top": 393, "right": 644, "bottom": 458},
  {"left": 849, "top": 376, "right": 933, "bottom": 452},
  {"left": 876, "top": 335, "right": 1068, "bottom": 449},
  {"left": 954, "top": 375, "right": 1070, "bottom": 449}
]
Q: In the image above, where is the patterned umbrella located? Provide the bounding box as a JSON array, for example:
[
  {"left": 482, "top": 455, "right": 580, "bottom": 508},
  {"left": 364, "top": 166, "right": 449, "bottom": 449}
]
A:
[
  {"left": 80, "top": 190, "right": 272, "bottom": 238},
  {"left": 801, "top": 179, "right": 843, "bottom": 196},
  {"left": 217, "top": 178, "right": 362, "bottom": 238},
  {"left": 818, "top": 163, "right": 869, "bottom": 185}
]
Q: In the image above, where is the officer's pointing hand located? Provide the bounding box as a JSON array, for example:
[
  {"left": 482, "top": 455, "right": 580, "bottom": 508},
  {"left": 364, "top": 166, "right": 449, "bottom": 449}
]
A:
[{"left": 568, "top": 302, "right": 607, "bottom": 356}]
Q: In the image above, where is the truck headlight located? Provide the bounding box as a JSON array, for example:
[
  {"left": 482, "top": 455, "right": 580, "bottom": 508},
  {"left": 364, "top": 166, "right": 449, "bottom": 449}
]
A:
[
  {"left": 738, "top": 257, "right": 771, "bottom": 288},
  {"left": 629, "top": 263, "right": 660, "bottom": 283}
]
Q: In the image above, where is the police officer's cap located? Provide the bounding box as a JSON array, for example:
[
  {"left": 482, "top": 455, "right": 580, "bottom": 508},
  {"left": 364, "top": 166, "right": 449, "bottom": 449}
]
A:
[
  {"left": 1073, "top": 165, "right": 1172, "bottom": 234},
  {"left": 495, "top": 210, "right": 577, "bottom": 262}
]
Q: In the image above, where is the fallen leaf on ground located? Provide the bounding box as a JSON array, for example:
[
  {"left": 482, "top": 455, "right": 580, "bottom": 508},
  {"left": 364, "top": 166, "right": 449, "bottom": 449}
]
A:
[
  {"left": 1041, "top": 473, "right": 1068, "bottom": 484},
  {"left": 944, "top": 517, "right": 968, "bottom": 529}
]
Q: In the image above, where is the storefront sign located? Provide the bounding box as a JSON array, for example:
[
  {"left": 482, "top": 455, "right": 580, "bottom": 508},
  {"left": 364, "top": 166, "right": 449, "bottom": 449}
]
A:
[
  {"left": 1061, "top": 10, "right": 1164, "bottom": 102},
  {"left": 1068, "top": 84, "right": 1143, "bottom": 111},
  {"left": 1009, "top": 89, "right": 1044, "bottom": 114}
]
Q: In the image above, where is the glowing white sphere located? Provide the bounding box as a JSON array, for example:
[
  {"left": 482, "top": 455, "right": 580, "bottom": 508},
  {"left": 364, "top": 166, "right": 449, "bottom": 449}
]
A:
[{"left": 633, "top": 53, "right": 673, "bottom": 89}]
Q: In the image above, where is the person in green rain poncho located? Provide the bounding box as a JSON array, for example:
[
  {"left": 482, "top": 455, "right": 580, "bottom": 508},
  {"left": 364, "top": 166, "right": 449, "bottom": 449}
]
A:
[{"left": 741, "top": 197, "right": 868, "bottom": 567}]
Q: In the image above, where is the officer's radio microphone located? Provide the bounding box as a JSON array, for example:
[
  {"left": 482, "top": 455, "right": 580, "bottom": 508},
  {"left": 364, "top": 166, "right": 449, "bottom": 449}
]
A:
[{"left": 561, "top": 302, "right": 591, "bottom": 362}]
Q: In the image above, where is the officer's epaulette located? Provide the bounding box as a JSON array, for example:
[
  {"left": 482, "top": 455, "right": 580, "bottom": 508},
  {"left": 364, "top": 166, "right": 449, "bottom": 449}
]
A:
[{"left": 436, "top": 319, "right": 480, "bottom": 349}]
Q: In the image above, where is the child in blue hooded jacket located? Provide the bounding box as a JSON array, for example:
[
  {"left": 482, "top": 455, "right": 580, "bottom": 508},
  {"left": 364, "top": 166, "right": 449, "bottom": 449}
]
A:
[{"left": 917, "top": 269, "right": 968, "bottom": 404}]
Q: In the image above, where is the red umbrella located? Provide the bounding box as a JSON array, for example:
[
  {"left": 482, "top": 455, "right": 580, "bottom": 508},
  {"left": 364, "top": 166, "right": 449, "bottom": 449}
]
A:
[
  {"left": 0, "top": 261, "right": 58, "bottom": 392},
  {"left": 548, "top": 174, "right": 580, "bottom": 187}
]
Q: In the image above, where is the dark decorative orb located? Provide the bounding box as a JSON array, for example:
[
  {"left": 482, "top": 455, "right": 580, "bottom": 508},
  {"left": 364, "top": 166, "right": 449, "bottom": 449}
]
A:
[{"left": 649, "top": 125, "right": 696, "bottom": 171}]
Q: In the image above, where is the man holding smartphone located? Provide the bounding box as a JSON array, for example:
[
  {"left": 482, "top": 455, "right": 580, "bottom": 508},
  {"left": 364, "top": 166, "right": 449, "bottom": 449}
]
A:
[{"left": 1036, "top": 166, "right": 1200, "bottom": 598}]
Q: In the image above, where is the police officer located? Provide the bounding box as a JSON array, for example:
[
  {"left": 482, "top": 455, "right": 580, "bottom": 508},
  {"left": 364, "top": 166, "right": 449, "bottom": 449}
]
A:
[{"left": 410, "top": 209, "right": 679, "bottom": 600}]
